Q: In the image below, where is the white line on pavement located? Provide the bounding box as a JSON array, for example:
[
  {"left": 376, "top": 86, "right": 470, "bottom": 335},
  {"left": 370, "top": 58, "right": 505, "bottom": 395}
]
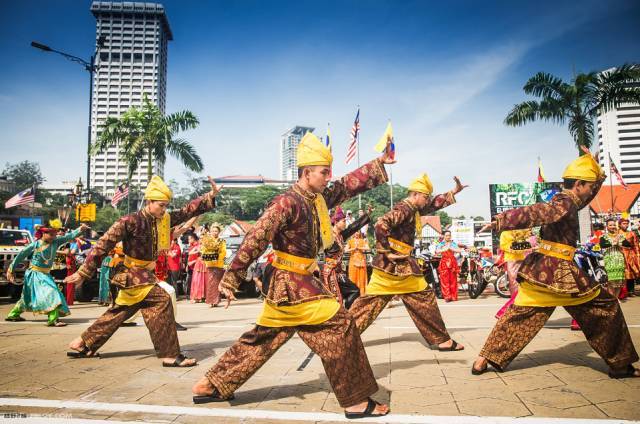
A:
[
  {"left": 384, "top": 325, "right": 640, "bottom": 329},
  {"left": 0, "top": 397, "right": 634, "bottom": 424}
]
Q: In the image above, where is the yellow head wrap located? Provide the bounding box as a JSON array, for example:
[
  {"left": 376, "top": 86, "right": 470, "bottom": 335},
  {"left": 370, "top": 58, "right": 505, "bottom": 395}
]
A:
[
  {"left": 407, "top": 173, "right": 434, "bottom": 196},
  {"left": 297, "top": 132, "right": 333, "bottom": 167},
  {"left": 144, "top": 176, "right": 173, "bottom": 201},
  {"left": 562, "top": 154, "right": 605, "bottom": 182}
]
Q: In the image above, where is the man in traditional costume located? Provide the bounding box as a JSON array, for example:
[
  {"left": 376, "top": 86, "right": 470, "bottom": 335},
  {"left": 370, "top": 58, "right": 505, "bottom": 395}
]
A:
[
  {"left": 472, "top": 151, "right": 639, "bottom": 379},
  {"left": 192, "top": 133, "right": 393, "bottom": 419},
  {"left": 64, "top": 176, "right": 221, "bottom": 367},
  {"left": 348, "top": 174, "right": 467, "bottom": 351},
  {"left": 5, "top": 223, "right": 88, "bottom": 327}
]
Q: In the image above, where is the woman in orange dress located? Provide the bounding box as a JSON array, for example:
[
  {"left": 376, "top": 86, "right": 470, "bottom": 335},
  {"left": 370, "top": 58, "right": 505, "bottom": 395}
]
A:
[{"left": 346, "top": 231, "right": 370, "bottom": 295}]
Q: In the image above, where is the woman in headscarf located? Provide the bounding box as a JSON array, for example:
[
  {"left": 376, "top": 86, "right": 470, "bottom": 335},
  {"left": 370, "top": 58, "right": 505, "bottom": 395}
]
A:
[{"left": 202, "top": 223, "right": 226, "bottom": 307}]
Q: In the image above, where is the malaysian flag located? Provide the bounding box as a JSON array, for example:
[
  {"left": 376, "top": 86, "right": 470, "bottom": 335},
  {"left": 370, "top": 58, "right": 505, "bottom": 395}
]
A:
[
  {"left": 345, "top": 109, "right": 360, "bottom": 165},
  {"left": 609, "top": 155, "right": 629, "bottom": 190},
  {"left": 111, "top": 183, "right": 130, "bottom": 207},
  {"left": 5, "top": 187, "right": 35, "bottom": 209}
]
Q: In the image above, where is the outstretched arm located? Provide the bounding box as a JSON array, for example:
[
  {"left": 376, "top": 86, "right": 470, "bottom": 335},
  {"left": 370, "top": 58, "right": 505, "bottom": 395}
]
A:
[{"left": 169, "top": 177, "right": 222, "bottom": 226}]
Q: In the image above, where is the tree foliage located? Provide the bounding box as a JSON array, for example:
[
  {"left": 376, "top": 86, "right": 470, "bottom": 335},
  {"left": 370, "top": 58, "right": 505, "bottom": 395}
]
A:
[
  {"left": 92, "top": 95, "right": 203, "bottom": 181},
  {"left": 505, "top": 64, "right": 640, "bottom": 152},
  {"left": 2, "top": 161, "right": 45, "bottom": 191}
]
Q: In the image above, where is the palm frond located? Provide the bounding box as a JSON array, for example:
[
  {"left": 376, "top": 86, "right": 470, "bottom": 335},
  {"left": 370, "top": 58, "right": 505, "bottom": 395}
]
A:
[
  {"left": 504, "top": 100, "right": 566, "bottom": 126},
  {"left": 589, "top": 64, "right": 640, "bottom": 114},
  {"left": 568, "top": 115, "right": 595, "bottom": 150},
  {"left": 164, "top": 111, "right": 199, "bottom": 133},
  {"left": 522, "top": 72, "right": 569, "bottom": 100},
  {"left": 166, "top": 138, "right": 204, "bottom": 172}
]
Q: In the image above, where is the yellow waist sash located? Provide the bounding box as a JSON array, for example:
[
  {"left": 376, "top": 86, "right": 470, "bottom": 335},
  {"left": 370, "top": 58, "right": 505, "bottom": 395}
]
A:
[
  {"left": 515, "top": 281, "right": 600, "bottom": 307},
  {"left": 537, "top": 239, "right": 575, "bottom": 261},
  {"left": 124, "top": 255, "right": 156, "bottom": 271},
  {"left": 115, "top": 285, "right": 155, "bottom": 306},
  {"left": 366, "top": 268, "right": 427, "bottom": 295},
  {"left": 272, "top": 250, "right": 317, "bottom": 275},
  {"left": 389, "top": 237, "right": 412, "bottom": 255},
  {"left": 29, "top": 265, "right": 51, "bottom": 274},
  {"left": 116, "top": 256, "right": 156, "bottom": 305},
  {"left": 257, "top": 298, "right": 340, "bottom": 327}
]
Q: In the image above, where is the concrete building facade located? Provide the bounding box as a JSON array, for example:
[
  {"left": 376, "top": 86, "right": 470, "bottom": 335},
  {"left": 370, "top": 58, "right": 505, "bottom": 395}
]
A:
[
  {"left": 89, "top": 1, "right": 172, "bottom": 197},
  {"left": 280, "top": 126, "right": 314, "bottom": 182}
]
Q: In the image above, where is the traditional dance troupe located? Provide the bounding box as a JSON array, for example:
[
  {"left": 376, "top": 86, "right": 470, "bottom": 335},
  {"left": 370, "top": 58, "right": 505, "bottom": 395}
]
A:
[{"left": 4, "top": 134, "right": 639, "bottom": 418}]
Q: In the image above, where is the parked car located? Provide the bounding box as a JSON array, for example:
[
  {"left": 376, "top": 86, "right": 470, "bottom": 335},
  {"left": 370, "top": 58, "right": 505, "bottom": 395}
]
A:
[{"left": 0, "top": 228, "right": 33, "bottom": 299}]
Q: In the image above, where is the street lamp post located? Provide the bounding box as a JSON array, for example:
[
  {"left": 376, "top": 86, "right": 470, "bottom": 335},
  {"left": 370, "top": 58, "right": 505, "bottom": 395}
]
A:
[{"left": 30, "top": 36, "right": 106, "bottom": 193}]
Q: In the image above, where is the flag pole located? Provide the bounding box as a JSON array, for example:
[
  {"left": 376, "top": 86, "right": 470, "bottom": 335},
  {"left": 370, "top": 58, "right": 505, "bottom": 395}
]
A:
[
  {"left": 608, "top": 155, "right": 614, "bottom": 214},
  {"left": 357, "top": 106, "right": 362, "bottom": 210},
  {"left": 31, "top": 184, "right": 36, "bottom": 233}
]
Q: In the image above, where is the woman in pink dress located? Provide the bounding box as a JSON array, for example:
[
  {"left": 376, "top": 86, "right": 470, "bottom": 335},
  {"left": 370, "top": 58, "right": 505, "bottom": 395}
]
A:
[{"left": 189, "top": 236, "right": 206, "bottom": 303}]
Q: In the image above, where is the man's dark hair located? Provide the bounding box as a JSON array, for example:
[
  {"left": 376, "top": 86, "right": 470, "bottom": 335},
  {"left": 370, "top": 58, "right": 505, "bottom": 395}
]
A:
[
  {"left": 605, "top": 218, "right": 616, "bottom": 225},
  {"left": 593, "top": 222, "right": 605, "bottom": 231},
  {"left": 187, "top": 232, "right": 199, "bottom": 241},
  {"left": 444, "top": 230, "right": 452, "bottom": 236},
  {"left": 298, "top": 166, "right": 307, "bottom": 179},
  {"left": 563, "top": 178, "right": 578, "bottom": 189}
]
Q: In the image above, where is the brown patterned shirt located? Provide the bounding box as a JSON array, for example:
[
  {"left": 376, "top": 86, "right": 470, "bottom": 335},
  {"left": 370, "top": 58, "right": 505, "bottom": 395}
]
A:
[
  {"left": 373, "top": 192, "right": 456, "bottom": 276},
  {"left": 495, "top": 188, "right": 602, "bottom": 295},
  {"left": 77, "top": 192, "right": 216, "bottom": 288},
  {"left": 220, "top": 158, "right": 388, "bottom": 306}
]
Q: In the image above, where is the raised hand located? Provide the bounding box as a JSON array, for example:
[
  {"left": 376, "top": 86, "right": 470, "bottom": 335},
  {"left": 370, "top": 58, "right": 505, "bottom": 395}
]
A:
[
  {"left": 220, "top": 285, "right": 237, "bottom": 309},
  {"left": 64, "top": 272, "right": 85, "bottom": 287},
  {"left": 207, "top": 176, "right": 223, "bottom": 197},
  {"left": 452, "top": 176, "right": 469, "bottom": 194}
]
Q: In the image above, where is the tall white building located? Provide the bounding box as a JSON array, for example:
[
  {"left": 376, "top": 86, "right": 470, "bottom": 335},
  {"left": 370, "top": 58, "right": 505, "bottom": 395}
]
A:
[
  {"left": 89, "top": 1, "right": 172, "bottom": 197},
  {"left": 597, "top": 70, "right": 640, "bottom": 184},
  {"left": 280, "top": 126, "right": 314, "bottom": 181}
]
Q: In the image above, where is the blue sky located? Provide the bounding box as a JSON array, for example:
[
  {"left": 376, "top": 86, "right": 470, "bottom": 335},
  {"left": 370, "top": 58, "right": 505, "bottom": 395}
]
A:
[{"left": 1, "top": 0, "right": 639, "bottom": 217}]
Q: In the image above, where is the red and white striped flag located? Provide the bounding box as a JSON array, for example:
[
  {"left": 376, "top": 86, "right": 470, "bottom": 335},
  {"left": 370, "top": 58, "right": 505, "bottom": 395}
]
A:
[
  {"left": 345, "top": 109, "right": 360, "bottom": 165},
  {"left": 609, "top": 155, "right": 629, "bottom": 190},
  {"left": 5, "top": 187, "right": 35, "bottom": 209},
  {"left": 111, "top": 183, "right": 130, "bottom": 207}
]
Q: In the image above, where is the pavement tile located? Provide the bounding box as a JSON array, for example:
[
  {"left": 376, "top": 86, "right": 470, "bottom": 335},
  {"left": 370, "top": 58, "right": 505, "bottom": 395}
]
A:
[
  {"left": 525, "top": 404, "right": 608, "bottom": 419},
  {"left": 517, "top": 387, "right": 591, "bottom": 409},
  {"left": 596, "top": 400, "right": 640, "bottom": 420},
  {"left": 549, "top": 365, "right": 611, "bottom": 383},
  {"left": 107, "top": 410, "right": 179, "bottom": 422},
  {"left": 501, "top": 371, "right": 566, "bottom": 392},
  {"left": 457, "top": 397, "right": 531, "bottom": 417},
  {"left": 391, "top": 388, "right": 454, "bottom": 406}
]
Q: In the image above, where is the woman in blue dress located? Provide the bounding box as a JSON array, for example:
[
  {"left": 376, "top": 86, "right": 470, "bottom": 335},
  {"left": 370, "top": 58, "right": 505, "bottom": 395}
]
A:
[{"left": 5, "top": 223, "right": 88, "bottom": 326}]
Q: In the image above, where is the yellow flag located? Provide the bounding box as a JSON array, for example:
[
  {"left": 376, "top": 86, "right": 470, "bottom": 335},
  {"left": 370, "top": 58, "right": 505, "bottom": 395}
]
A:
[{"left": 374, "top": 121, "right": 393, "bottom": 153}]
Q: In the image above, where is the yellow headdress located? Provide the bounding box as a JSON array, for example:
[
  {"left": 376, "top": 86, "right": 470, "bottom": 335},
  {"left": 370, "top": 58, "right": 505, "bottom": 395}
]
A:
[
  {"left": 144, "top": 176, "right": 173, "bottom": 201},
  {"left": 48, "top": 218, "right": 63, "bottom": 230},
  {"left": 296, "top": 132, "right": 333, "bottom": 167},
  {"left": 408, "top": 173, "right": 434, "bottom": 196},
  {"left": 562, "top": 153, "right": 605, "bottom": 182}
]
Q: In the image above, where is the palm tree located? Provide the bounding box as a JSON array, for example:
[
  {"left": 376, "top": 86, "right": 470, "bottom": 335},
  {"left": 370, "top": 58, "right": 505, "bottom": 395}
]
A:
[
  {"left": 91, "top": 95, "right": 203, "bottom": 182},
  {"left": 505, "top": 64, "right": 640, "bottom": 153}
]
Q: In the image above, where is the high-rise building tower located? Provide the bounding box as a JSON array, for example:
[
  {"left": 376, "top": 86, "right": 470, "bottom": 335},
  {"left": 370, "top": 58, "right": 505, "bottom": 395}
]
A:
[
  {"left": 280, "top": 126, "right": 314, "bottom": 181},
  {"left": 597, "top": 69, "right": 640, "bottom": 184},
  {"left": 89, "top": 1, "right": 172, "bottom": 197}
]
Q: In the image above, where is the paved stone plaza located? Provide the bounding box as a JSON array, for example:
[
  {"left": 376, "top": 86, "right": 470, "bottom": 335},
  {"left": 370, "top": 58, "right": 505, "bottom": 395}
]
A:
[{"left": 0, "top": 293, "right": 639, "bottom": 423}]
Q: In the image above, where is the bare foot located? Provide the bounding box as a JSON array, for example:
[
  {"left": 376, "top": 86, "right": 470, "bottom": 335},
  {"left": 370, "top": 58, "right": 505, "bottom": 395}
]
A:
[
  {"left": 344, "top": 399, "right": 389, "bottom": 416},
  {"left": 68, "top": 337, "right": 85, "bottom": 352},
  {"left": 438, "top": 339, "right": 464, "bottom": 350},
  {"left": 472, "top": 357, "right": 488, "bottom": 372},
  {"left": 192, "top": 377, "right": 214, "bottom": 396}
]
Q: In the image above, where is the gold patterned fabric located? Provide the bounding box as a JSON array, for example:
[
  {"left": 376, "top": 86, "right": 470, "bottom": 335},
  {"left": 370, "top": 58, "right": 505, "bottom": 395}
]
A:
[
  {"left": 81, "top": 285, "right": 180, "bottom": 357},
  {"left": 373, "top": 193, "right": 456, "bottom": 277},
  {"left": 350, "top": 289, "right": 450, "bottom": 344},
  {"left": 204, "top": 307, "right": 378, "bottom": 407},
  {"left": 495, "top": 189, "right": 603, "bottom": 296},
  {"left": 480, "top": 289, "right": 638, "bottom": 370},
  {"left": 220, "top": 158, "right": 388, "bottom": 307},
  {"left": 78, "top": 191, "right": 216, "bottom": 288}
]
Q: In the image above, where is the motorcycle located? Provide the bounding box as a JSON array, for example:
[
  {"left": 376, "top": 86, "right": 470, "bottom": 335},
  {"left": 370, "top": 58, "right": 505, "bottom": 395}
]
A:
[
  {"left": 468, "top": 253, "right": 511, "bottom": 299},
  {"left": 416, "top": 251, "right": 442, "bottom": 299},
  {"left": 574, "top": 242, "right": 607, "bottom": 285}
]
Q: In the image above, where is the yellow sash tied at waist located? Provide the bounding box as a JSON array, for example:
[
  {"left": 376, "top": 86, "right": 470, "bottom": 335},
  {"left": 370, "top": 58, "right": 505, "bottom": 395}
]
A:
[
  {"left": 366, "top": 268, "right": 427, "bottom": 295},
  {"left": 272, "top": 250, "right": 317, "bottom": 275},
  {"left": 124, "top": 255, "right": 156, "bottom": 270},
  {"left": 515, "top": 281, "right": 600, "bottom": 307},
  {"left": 388, "top": 237, "right": 413, "bottom": 256},
  {"left": 257, "top": 298, "right": 340, "bottom": 327},
  {"left": 115, "top": 256, "right": 156, "bottom": 306},
  {"left": 537, "top": 239, "right": 576, "bottom": 261},
  {"left": 29, "top": 265, "right": 51, "bottom": 274}
]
